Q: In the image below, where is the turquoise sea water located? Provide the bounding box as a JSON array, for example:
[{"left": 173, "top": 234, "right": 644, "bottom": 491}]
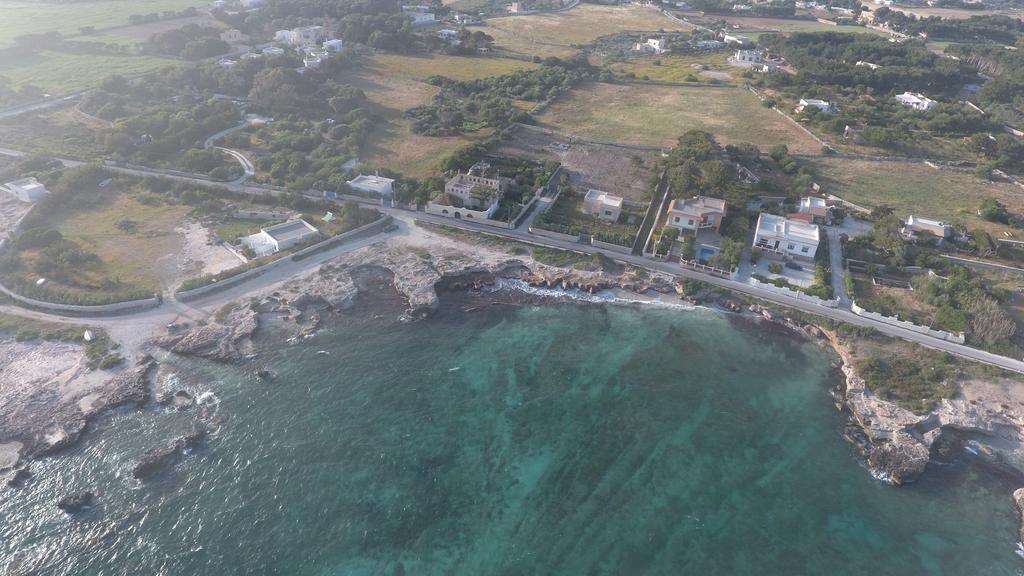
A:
[{"left": 1, "top": 297, "right": 1022, "bottom": 575}]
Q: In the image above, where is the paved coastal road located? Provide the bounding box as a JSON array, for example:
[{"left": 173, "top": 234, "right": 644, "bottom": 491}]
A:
[
  {"left": 401, "top": 210, "right": 1024, "bottom": 375},
  {"left": 2, "top": 145, "right": 1023, "bottom": 374}
]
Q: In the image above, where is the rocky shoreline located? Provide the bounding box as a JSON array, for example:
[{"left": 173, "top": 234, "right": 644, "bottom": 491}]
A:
[{"left": 6, "top": 239, "right": 1024, "bottom": 542}]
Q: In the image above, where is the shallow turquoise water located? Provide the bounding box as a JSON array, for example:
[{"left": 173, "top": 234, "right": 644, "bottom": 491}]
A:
[{"left": 1, "top": 300, "right": 1021, "bottom": 575}]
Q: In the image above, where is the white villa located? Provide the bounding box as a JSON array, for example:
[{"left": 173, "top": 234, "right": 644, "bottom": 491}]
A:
[
  {"left": 438, "top": 29, "right": 461, "bottom": 44},
  {"left": 303, "top": 54, "right": 323, "bottom": 69},
  {"left": 733, "top": 49, "right": 762, "bottom": 64},
  {"left": 443, "top": 163, "right": 505, "bottom": 210},
  {"left": 347, "top": 174, "right": 395, "bottom": 197},
  {"left": 219, "top": 29, "right": 247, "bottom": 43},
  {"left": 243, "top": 219, "right": 319, "bottom": 257},
  {"left": 635, "top": 37, "right": 670, "bottom": 55},
  {"left": 323, "top": 38, "right": 344, "bottom": 52},
  {"left": 1, "top": 177, "right": 47, "bottom": 203},
  {"left": 275, "top": 26, "right": 329, "bottom": 47},
  {"left": 894, "top": 91, "right": 937, "bottom": 111},
  {"left": 903, "top": 215, "right": 952, "bottom": 239},
  {"left": 855, "top": 60, "right": 880, "bottom": 70},
  {"left": 795, "top": 98, "right": 835, "bottom": 114},
  {"left": 666, "top": 195, "right": 726, "bottom": 234},
  {"left": 583, "top": 189, "right": 623, "bottom": 222},
  {"left": 753, "top": 213, "right": 820, "bottom": 261}
]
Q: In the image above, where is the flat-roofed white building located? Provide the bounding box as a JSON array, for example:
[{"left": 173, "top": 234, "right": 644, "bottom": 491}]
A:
[
  {"left": 1, "top": 177, "right": 47, "bottom": 203},
  {"left": 795, "top": 98, "right": 835, "bottom": 114},
  {"left": 323, "top": 38, "right": 344, "bottom": 52},
  {"left": 753, "top": 212, "right": 820, "bottom": 260},
  {"left": 798, "top": 196, "right": 830, "bottom": 224},
  {"left": 583, "top": 189, "right": 623, "bottom": 222},
  {"left": 635, "top": 37, "right": 670, "bottom": 55},
  {"left": 894, "top": 91, "right": 937, "bottom": 111},
  {"left": 733, "top": 49, "right": 762, "bottom": 63},
  {"left": 903, "top": 215, "right": 951, "bottom": 239},
  {"left": 347, "top": 174, "right": 395, "bottom": 197},
  {"left": 243, "top": 219, "right": 319, "bottom": 257}
]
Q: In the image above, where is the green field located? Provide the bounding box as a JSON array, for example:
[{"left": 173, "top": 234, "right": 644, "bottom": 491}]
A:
[
  {"left": 0, "top": 50, "right": 181, "bottom": 93},
  {"left": 0, "top": 0, "right": 209, "bottom": 46},
  {"left": 814, "top": 158, "right": 1024, "bottom": 236},
  {"left": 537, "top": 82, "right": 821, "bottom": 153}
]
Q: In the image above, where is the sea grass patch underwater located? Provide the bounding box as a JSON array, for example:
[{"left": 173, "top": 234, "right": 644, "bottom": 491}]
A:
[{"left": 1, "top": 299, "right": 1021, "bottom": 575}]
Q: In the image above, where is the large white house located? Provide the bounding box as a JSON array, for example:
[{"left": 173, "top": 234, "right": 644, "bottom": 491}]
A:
[
  {"left": 583, "top": 189, "right": 623, "bottom": 222},
  {"left": 733, "top": 49, "right": 762, "bottom": 64},
  {"left": 347, "top": 174, "right": 395, "bottom": 197},
  {"left": 1, "top": 177, "right": 47, "bottom": 203},
  {"left": 443, "top": 163, "right": 506, "bottom": 210},
  {"left": 635, "top": 37, "right": 670, "bottom": 55},
  {"left": 795, "top": 98, "right": 835, "bottom": 114},
  {"left": 894, "top": 91, "right": 937, "bottom": 111},
  {"left": 903, "top": 215, "right": 952, "bottom": 239},
  {"left": 275, "top": 26, "right": 329, "bottom": 47},
  {"left": 243, "top": 219, "right": 319, "bottom": 257},
  {"left": 753, "top": 213, "right": 820, "bottom": 261}
]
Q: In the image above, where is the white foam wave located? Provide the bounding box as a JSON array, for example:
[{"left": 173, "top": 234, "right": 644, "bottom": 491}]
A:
[{"left": 483, "top": 278, "right": 705, "bottom": 312}]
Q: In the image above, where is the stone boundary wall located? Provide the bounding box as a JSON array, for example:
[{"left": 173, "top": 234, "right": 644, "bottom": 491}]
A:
[
  {"left": 0, "top": 281, "right": 159, "bottom": 316},
  {"left": 590, "top": 237, "right": 632, "bottom": 254},
  {"left": 0, "top": 204, "right": 161, "bottom": 316},
  {"left": 851, "top": 301, "right": 965, "bottom": 344},
  {"left": 528, "top": 226, "right": 582, "bottom": 243}
]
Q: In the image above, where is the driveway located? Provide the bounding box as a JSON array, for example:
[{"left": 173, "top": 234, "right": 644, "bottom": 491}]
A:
[{"left": 827, "top": 226, "right": 851, "bottom": 306}]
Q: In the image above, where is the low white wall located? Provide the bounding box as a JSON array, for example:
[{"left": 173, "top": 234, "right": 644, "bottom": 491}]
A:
[
  {"left": 0, "top": 281, "right": 159, "bottom": 315},
  {"left": 425, "top": 201, "right": 510, "bottom": 228},
  {"left": 851, "top": 301, "right": 965, "bottom": 344},
  {"left": 748, "top": 277, "right": 840, "bottom": 308}
]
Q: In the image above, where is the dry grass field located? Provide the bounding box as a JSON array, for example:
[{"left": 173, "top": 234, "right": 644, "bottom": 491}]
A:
[
  {"left": 609, "top": 51, "right": 745, "bottom": 83},
  {"left": 471, "top": 4, "right": 691, "bottom": 59},
  {"left": 537, "top": 82, "right": 821, "bottom": 153},
  {"left": 814, "top": 158, "right": 1024, "bottom": 236},
  {"left": 708, "top": 15, "right": 891, "bottom": 40},
  {"left": 860, "top": 0, "right": 1022, "bottom": 19},
  {"left": 0, "top": 107, "right": 105, "bottom": 159},
  {"left": 340, "top": 67, "right": 490, "bottom": 178},
  {"left": 0, "top": 0, "right": 209, "bottom": 46},
  {"left": 367, "top": 53, "right": 539, "bottom": 82},
  {"left": 493, "top": 125, "right": 660, "bottom": 202}
]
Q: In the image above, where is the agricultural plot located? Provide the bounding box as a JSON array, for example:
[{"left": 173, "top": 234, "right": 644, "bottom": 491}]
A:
[
  {"left": 707, "top": 16, "right": 891, "bottom": 40},
  {"left": 493, "top": 125, "right": 660, "bottom": 202},
  {"left": 85, "top": 14, "right": 222, "bottom": 47},
  {"left": 536, "top": 82, "right": 820, "bottom": 153},
  {"left": 471, "top": 4, "right": 691, "bottom": 60},
  {"left": 0, "top": 0, "right": 209, "bottom": 46},
  {"left": 608, "top": 51, "right": 745, "bottom": 84},
  {"left": 813, "top": 158, "right": 1024, "bottom": 237},
  {"left": 0, "top": 51, "right": 181, "bottom": 93}
]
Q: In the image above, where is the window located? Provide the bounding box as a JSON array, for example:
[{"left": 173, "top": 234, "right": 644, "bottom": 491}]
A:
[
  {"left": 687, "top": 219, "right": 694, "bottom": 226},
  {"left": 673, "top": 216, "right": 681, "bottom": 224},
  {"left": 604, "top": 210, "right": 612, "bottom": 216},
  {"left": 801, "top": 246, "right": 809, "bottom": 253},
  {"left": 787, "top": 243, "right": 795, "bottom": 250}
]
